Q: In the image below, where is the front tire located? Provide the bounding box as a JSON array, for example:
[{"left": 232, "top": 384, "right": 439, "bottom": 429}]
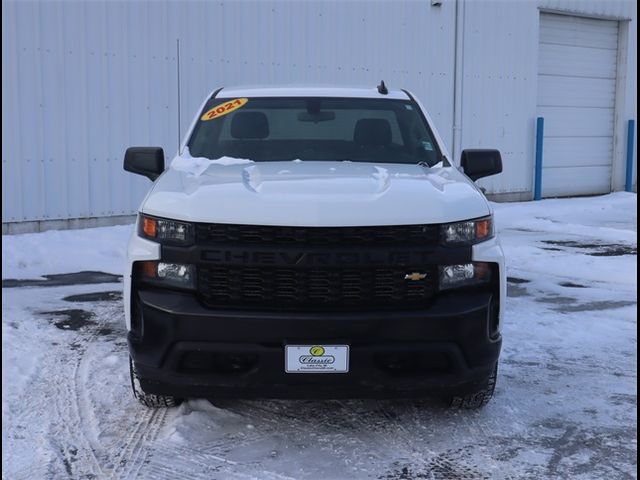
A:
[
  {"left": 448, "top": 364, "right": 498, "bottom": 409},
  {"left": 129, "top": 357, "right": 182, "bottom": 408}
]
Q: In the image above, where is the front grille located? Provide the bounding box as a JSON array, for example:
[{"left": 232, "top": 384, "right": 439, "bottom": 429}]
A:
[
  {"left": 195, "top": 223, "right": 439, "bottom": 246},
  {"left": 198, "top": 266, "right": 437, "bottom": 310},
  {"left": 194, "top": 223, "right": 441, "bottom": 311}
]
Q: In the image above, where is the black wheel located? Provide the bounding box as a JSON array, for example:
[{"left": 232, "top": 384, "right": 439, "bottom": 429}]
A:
[
  {"left": 129, "top": 357, "right": 182, "bottom": 408},
  {"left": 448, "top": 364, "right": 498, "bottom": 409}
]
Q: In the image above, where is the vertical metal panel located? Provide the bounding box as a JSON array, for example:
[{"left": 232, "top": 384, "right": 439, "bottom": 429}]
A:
[
  {"left": 61, "top": 0, "right": 90, "bottom": 219},
  {"left": 2, "top": 0, "right": 22, "bottom": 221},
  {"left": 14, "top": 0, "right": 45, "bottom": 221},
  {"left": 459, "top": 0, "right": 540, "bottom": 194},
  {"left": 615, "top": 12, "right": 637, "bottom": 191},
  {"left": 104, "top": 1, "right": 133, "bottom": 216},
  {"left": 39, "top": 1, "right": 69, "bottom": 220},
  {"left": 534, "top": 117, "right": 544, "bottom": 200},
  {"left": 626, "top": 119, "right": 635, "bottom": 192}
]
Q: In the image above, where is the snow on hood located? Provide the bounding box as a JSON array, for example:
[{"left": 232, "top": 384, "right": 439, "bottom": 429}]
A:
[
  {"left": 170, "top": 147, "right": 254, "bottom": 176},
  {"left": 143, "top": 157, "right": 491, "bottom": 226}
]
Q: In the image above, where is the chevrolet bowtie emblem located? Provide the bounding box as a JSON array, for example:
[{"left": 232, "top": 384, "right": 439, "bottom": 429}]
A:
[{"left": 404, "top": 272, "right": 428, "bottom": 281}]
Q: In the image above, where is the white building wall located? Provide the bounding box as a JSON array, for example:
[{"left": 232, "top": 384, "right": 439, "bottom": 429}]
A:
[
  {"left": 458, "top": 0, "right": 540, "bottom": 196},
  {"left": 172, "top": 1, "right": 457, "bottom": 157},
  {"left": 2, "top": 1, "right": 181, "bottom": 225},
  {"left": 2, "top": 0, "right": 458, "bottom": 228},
  {"left": 462, "top": 0, "right": 636, "bottom": 197},
  {"left": 1, "top": 0, "right": 636, "bottom": 229},
  {"left": 540, "top": 0, "right": 637, "bottom": 193}
]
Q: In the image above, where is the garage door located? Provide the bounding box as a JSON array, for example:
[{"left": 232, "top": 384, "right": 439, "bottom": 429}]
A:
[{"left": 537, "top": 13, "right": 619, "bottom": 197}]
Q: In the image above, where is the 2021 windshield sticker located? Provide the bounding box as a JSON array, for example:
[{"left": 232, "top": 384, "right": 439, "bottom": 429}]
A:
[{"left": 200, "top": 98, "right": 249, "bottom": 121}]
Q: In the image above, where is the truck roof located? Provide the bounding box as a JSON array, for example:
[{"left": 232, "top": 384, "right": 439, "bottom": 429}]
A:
[{"left": 215, "top": 85, "right": 411, "bottom": 100}]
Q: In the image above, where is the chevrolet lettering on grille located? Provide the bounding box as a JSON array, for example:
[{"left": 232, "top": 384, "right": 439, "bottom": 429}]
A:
[{"left": 201, "top": 249, "right": 438, "bottom": 267}]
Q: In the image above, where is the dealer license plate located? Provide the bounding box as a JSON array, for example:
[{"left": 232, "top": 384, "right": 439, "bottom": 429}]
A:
[{"left": 285, "top": 345, "right": 349, "bottom": 373}]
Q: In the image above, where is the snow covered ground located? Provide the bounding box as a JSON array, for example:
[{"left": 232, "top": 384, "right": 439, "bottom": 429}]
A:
[{"left": 2, "top": 193, "right": 637, "bottom": 479}]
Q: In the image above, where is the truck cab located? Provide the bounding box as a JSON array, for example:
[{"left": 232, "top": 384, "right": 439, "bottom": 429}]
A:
[{"left": 123, "top": 84, "right": 505, "bottom": 409}]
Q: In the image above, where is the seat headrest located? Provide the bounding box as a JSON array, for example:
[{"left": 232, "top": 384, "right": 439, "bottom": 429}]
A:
[
  {"left": 230, "top": 112, "right": 269, "bottom": 139},
  {"left": 353, "top": 118, "right": 392, "bottom": 146}
]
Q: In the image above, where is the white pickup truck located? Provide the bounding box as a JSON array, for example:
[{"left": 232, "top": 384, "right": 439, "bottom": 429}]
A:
[{"left": 123, "top": 83, "right": 505, "bottom": 409}]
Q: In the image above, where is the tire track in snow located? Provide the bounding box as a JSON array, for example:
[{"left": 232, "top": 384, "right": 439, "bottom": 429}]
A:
[
  {"left": 108, "top": 408, "right": 154, "bottom": 478},
  {"left": 141, "top": 443, "right": 238, "bottom": 480},
  {"left": 337, "top": 400, "right": 493, "bottom": 479},
  {"left": 212, "top": 400, "right": 390, "bottom": 478},
  {"left": 142, "top": 442, "right": 299, "bottom": 480},
  {"left": 136, "top": 400, "right": 342, "bottom": 480},
  {"left": 4, "top": 288, "right": 127, "bottom": 479},
  {"left": 4, "top": 313, "right": 106, "bottom": 478},
  {"left": 137, "top": 403, "right": 285, "bottom": 480},
  {"left": 45, "top": 303, "right": 116, "bottom": 479},
  {"left": 111, "top": 408, "right": 169, "bottom": 479},
  {"left": 18, "top": 344, "right": 102, "bottom": 479},
  {"left": 333, "top": 400, "right": 422, "bottom": 475},
  {"left": 28, "top": 295, "right": 169, "bottom": 480}
]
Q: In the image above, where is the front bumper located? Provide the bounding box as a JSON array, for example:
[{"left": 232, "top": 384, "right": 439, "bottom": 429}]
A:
[{"left": 129, "top": 287, "right": 501, "bottom": 399}]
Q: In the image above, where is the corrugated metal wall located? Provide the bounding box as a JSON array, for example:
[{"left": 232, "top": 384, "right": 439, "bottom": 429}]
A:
[
  {"left": 459, "top": 0, "right": 540, "bottom": 194},
  {"left": 175, "top": 1, "right": 456, "bottom": 149},
  {"left": 2, "top": 1, "right": 180, "bottom": 223},
  {"left": 2, "top": 0, "right": 636, "bottom": 226},
  {"left": 463, "top": 0, "right": 637, "bottom": 195}
]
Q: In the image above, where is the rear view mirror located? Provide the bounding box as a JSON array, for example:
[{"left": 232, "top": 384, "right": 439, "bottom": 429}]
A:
[
  {"left": 460, "top": 149, "right": 503, "bottom": 181},
  {"left": 124, "top": 147, "right": 165, "bottom": 180},
  {"left": 297, "top": 111, "right": 336, "bottom": 123}
]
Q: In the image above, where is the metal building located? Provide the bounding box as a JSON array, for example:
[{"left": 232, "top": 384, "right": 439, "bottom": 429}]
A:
[{"left": 2, "top": 0, "right": 636, "bottom": 233}]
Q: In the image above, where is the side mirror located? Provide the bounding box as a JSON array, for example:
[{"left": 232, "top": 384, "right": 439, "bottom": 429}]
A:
[
  {"left": 124, "top": 147, "right": 165, "bottom": 180},
  {"left": 460, "top": 149, "right": 503, "bottom": 181}
]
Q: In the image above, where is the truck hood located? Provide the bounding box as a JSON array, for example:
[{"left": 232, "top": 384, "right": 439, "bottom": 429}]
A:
[{"left": 141, "top": 159, "right": 491, "bottom": 226}]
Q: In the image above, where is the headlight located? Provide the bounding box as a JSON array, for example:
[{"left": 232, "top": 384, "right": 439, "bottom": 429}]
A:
[
  {"left": 441, "top": 216, "right": 493, "bottom": 246},
  {"left": 439, "top": 262, "right": 491, "bottom": 290},
  {"left": 139, "top": 261, "right": 195, "bottom": 289},
  {"left": 139, "top": 215, "right": 194, "bottom": 246}
]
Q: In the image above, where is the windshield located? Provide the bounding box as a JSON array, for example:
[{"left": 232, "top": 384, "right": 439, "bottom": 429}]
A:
[{"left": 187, "top": 97, "right": 444, "bottom": 166}]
